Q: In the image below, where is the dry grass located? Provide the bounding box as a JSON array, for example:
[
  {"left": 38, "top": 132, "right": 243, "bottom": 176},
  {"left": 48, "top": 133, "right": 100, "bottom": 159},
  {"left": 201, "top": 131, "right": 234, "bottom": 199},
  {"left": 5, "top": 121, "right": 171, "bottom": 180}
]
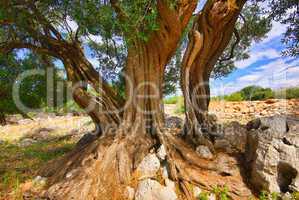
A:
[
  {"left": 0, "top": 139, "right": 75, "bottom": 199},
  {"left": 0, "top": 116, "right": 93, "bottom": 142},
  {"left": 0, "top": 116, "right": 94, "bottom": 200}
]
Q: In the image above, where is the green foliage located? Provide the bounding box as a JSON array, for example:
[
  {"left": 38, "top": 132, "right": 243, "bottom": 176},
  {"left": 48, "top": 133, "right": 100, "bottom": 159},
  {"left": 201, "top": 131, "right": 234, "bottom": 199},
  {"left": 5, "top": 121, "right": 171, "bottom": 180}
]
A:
[
  {"left": 197, "top": 192, "right": 209, "bottom": 200},
  {"left": 174, "top": 96, "right": 185, "bottom": 114},
  {"left": 240, "top": 86, "right": 274, "bottom": 101},
  {"left": 224, "top": 92, "right": 244, "bottom": 102},
  {"left": 258, "top": 191, "right": 281, "bottom": 200},
  {"left": 275, "top": 87, "right": 299, "bottom": 99},
  {"left": 0, "top": 53, "right": 67, "bottom": 116},
  {"left": 212, "top": 185, "right": 230, "bottom": 200},
  {"left": 215, "top": 86, "right": 299, "bottom": 102},
  {"left": 164, "top": 96, "right": 179, "bottom": 104},
  {"left": 0, "top": 53, "right": 46, "bottom": 115},
  {"left": 219, "top": 86, "right": 273, "bottom": 102},
  {"left": 263, "top": 0, "right": 299, "bottom": 56}
]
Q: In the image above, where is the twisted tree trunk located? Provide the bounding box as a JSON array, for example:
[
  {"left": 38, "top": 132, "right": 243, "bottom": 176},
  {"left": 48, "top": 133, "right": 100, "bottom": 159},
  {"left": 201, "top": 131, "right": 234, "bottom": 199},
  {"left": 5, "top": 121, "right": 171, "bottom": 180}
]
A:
[
  {"left": 38, "top": 2, "right": 201, "bottom": 198},
  {"left": 181, "top": 0, "right": 246, "bottom": 145}
]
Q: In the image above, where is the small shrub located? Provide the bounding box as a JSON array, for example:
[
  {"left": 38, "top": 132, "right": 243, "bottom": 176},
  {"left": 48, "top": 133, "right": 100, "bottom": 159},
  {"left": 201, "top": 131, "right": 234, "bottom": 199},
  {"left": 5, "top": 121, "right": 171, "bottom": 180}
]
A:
[
  {"left": 258, "top": 191, "right": 281, "bottom": 200},
  {"left": 259, "top": 191, "right": 268, "bottom": 200},
  {"left": 174, "top": 96, "right": 185, "bottom": 114},
  {"left": 212, "top": 185, "right": 230, "bottom": 200},
  {"left": 197, "top": 192, "right": 209, "bottom": 200},
  {"left": 164, "top": 96, "right": 179, "bottom": 104}
]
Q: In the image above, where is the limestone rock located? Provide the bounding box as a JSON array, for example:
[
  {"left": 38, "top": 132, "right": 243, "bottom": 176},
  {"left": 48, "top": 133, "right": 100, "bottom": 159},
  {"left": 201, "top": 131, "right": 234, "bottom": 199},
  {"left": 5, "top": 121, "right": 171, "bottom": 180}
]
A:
[
  {"left": 165, "top": 179, "right": 175, "bottom": 190},
  {"left": 137, "top": 154, "right": 160, "bottom": 179},
  {"left": 135, "top": 179, "right": 177, "bottom": 200},
  {"left": 193, "top": 186, "right": 202, "bottom": 198},
  {"left": 214, "top": 121, "right": 248, "bottom": 154},
  {"left": 125, "top": 186, "right": 135, "bottom": 200},
  {"left": 246, "top": 116, "right": 299, "bottom": 193},
  {"left": 161, "top": 164, "right": 169, "bottom": 179},
  {"left": 246, "top": 115, "right": 288, "bottom": 135},
  {"left": 157, "top": 145, "right": 167, "bottom": 160},
  {"left": 196, "top": 145, "right": 213, "bottom": 159}
]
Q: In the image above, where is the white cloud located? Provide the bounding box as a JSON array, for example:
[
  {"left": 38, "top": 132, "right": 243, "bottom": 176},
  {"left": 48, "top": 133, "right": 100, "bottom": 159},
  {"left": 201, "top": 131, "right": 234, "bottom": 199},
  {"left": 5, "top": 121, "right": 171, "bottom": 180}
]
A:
[
  {"left": 238, "top": 74, "right": 261, "bottom": 82},
  {"left": 215, "top": 58, "right": 299, "bottom": 95},
  {"left": 66, "top": 17, "right": 78, "bottom": 32},
  {"left": 87, "top": 34, "right": 103, "bottom": 43},
  {"left": 235, "top": 48, "right": 280, "bottom": 69},
  {"left": 262, "top": 21, "right": 287, "bottom": 44}
]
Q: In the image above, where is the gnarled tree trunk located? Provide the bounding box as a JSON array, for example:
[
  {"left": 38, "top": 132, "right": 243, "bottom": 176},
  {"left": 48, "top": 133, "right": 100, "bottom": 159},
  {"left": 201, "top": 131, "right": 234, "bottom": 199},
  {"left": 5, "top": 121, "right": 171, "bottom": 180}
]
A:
[
  {"left": 38, "top": 2, "right": 202, "bottom": 199},
  {"left": 181, "top": 0, "right": 246, "bottom": 145}
]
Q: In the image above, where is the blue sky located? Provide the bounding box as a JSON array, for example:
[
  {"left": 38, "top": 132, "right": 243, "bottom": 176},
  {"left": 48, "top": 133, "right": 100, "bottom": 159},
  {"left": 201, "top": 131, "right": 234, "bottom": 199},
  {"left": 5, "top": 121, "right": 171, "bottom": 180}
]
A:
[
  {"left": 15, "top": 9, "right": 298, "bottom": 97},
  {"left": 210, "top": 21, "right": 299, "bottom": 96},
  {"left": 65, "top": 19, "right": 299, "bottom": 97}
]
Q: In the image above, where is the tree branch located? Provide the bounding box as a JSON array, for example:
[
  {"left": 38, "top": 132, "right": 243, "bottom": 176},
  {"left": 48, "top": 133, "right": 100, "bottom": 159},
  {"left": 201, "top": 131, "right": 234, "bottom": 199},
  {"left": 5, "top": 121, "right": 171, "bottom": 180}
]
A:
[
  {"left": 110, "top": 0, "right": 128, "bottom": 21},
  {"left": 218, "top": 28, "right": 240, "bottom": 62},
  {"left": 27, "top": 3, "right": 63, "bottom": 41},
  {"left": 0, "top": 40, "right": 58, "bottom": 57}
]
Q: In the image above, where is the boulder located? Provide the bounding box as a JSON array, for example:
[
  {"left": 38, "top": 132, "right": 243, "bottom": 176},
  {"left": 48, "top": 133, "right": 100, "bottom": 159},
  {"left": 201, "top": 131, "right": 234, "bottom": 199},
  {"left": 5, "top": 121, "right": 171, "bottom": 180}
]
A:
[
  {"left": 137, "top": 154, "right": 160, "bottom": 179},
  {"left": 245, "top": 116, "right": 299, "bottom": 193},
  {"left": 135, "top": 179, "right": 177, "bottom": 200},
  {"left": 246, "top": 115, "right": 288, "bottom": 135},
  {"left": 213, "top": 121, "right": 248, "bottom": 154}
]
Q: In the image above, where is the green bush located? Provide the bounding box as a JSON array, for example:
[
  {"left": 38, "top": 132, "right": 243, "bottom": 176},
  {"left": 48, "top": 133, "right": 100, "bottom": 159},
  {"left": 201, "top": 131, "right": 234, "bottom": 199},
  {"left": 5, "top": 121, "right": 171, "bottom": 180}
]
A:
[
  {"left": 275, "top": 87, "right": 299, "bottom": 99},
  {"left": 174, "top": 96, "right": 185, "bottom": 114},
  {"left": 224, "top": 92, "right": 244, "bottom": 101},
  {"left": 164, "top": 96, "right": 179, "bottom": 104},
  {"left": 240, "top": 86, "right": 274, "bottom": 101},
  {"left": 212, "top": 186, "right": 230, "bottom": 200}
]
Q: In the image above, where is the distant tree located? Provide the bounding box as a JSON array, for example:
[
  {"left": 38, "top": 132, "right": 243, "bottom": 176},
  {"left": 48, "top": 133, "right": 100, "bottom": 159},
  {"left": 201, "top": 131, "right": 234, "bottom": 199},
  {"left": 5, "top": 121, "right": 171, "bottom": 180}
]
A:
[
  {"left": 240, "top": 85, "right": 274, "bottom": 100},
  {"left": 0, "top": 52, "right": 65, "bottom": 124}
]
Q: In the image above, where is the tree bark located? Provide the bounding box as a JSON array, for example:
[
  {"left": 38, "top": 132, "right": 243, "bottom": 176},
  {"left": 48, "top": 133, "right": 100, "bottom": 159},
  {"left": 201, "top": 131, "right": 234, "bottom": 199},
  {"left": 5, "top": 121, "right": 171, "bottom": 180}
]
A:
[
  {"left": 181, "top": 0, "right": 246, "bottom": 143},
  {"left": 0, "top": 112, "right": 6, "bottom": 126},
  {"left": 58, "top": 43, "right": 124, "bottom": 135}
]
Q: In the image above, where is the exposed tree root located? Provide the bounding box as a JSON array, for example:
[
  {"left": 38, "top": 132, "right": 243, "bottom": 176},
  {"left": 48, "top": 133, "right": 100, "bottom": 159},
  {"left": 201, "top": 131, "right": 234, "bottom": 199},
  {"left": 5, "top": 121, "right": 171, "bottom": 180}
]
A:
[{"left": 36, "top": 128, "right": 252, "bottom": 200}]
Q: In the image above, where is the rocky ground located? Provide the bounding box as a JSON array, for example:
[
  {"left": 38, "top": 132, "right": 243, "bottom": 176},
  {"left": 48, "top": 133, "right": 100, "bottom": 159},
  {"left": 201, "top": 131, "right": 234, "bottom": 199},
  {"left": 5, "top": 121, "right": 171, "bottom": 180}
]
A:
[
  {"left": 0, "top": 100, "right": 298, "bottom": 199},
  {"left": 209, "top": 99, "right": 299, "bottom": 124}
]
